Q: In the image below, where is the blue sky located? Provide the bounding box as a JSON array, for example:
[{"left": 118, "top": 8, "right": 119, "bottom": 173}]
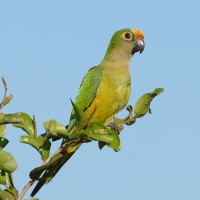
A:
[{"left": 0, "top": 0, "right": 200, "bottom": 199}]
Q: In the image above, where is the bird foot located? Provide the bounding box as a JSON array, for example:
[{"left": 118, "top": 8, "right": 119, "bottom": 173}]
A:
[{"left": 107, "top": 122, "right": 119, "bottom": 134}]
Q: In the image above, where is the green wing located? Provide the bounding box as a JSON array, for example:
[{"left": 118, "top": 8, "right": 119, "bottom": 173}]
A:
[{"left": 67, "top": 66, "right": 103, "bottom": 132}]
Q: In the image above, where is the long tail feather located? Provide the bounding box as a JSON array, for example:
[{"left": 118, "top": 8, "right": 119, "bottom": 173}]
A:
[{"left": 31, "top": 143, "right": 81, "bottom": 197}]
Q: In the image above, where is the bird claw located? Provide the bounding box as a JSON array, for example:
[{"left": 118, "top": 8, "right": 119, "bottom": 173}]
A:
[{"left": 107, "top": 122, "right": 120, "bottom": 134}]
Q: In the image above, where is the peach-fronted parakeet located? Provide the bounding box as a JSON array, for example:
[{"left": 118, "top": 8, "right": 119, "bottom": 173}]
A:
[
  {"left": 68, "top": 28, "right": 144, "bottom": 131},
  {"left": 31, "top": 28, "right": 144, "bottom": 196}
]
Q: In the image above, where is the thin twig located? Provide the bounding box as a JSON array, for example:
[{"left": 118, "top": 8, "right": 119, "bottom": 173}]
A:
[{"left": 17, "top": 180, "right": 35, "bottom": 200}]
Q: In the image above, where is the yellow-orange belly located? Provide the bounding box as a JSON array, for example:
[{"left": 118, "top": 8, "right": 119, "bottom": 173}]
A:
[{"left": 85, "top": 73, "right": 131, "bottom": 125}]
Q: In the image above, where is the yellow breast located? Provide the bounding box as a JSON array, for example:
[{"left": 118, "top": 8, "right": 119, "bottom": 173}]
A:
[{"left": 85, "top": 72, "right": 131, "bottom": 125}]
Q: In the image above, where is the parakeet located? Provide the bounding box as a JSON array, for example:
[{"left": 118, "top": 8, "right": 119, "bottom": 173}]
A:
[{"left": 31, "top": 28, "right": 144, "bottom": 196}]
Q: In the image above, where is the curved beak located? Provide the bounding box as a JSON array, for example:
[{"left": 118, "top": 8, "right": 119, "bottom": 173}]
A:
[{"left": 132, "top": 39, "right": 145, "bottom": 55}]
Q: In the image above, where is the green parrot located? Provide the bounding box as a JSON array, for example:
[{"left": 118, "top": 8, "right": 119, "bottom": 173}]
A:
[{"left": 31, "top": 28, "right": 144, "bottom": 196}]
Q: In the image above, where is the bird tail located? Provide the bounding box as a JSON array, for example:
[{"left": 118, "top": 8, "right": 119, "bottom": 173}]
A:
[{"left": 31, "top": 143, "right": 81, "bottom": 197}]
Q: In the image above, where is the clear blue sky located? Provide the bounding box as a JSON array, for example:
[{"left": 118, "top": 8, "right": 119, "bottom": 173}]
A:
[{"left": 0, "top": 0, "right": 200, "bottom": 199}]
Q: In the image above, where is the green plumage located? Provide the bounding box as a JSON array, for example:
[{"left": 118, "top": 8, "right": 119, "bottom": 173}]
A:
[{"left": 67, "top": 66, "right": 103, "bottom": 132}]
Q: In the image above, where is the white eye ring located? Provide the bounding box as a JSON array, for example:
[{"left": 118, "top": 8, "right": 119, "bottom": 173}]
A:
[{"left": 121, "top": 32, "right": 132, "bottom": 41}]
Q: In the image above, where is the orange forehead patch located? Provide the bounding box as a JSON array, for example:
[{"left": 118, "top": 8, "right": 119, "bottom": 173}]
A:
[{"left": 131, "top": 28, "right": 144, "bottom": 40}]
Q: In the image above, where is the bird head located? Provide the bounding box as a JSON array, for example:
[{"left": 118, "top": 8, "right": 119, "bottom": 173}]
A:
[{"left": 103, "top": 28, "right": 145, "bottom": 62}]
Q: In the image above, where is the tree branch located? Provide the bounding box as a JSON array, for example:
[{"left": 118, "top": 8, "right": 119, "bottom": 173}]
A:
[
  {"left": 17, "top": 180, "right": 35, "bottom": 200},
  {"left": 17, "top": 138, "right": 79, "bottom": 200}
]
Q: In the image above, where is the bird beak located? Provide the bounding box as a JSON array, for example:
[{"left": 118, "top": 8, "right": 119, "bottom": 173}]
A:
[{"left": 132, "top": 39, "right": 145, "bottom": 55}]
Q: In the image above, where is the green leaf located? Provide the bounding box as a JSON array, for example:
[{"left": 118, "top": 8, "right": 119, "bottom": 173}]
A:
[
  {"left": 29, "top": 153, "right": 63, "bottom": 180},
  {"left": 37, "top": 133, "right": 46, "bottom": 147},
  {"left": 0, "top": 138, "right": 9, "bottom": 150},
  {"left": 0, "top": 188, "right": 14, "bottom": 200},
  {"left": 0, "top": 114, "right": 6, "bottom": 137},
  {"left": 0, "top": 150, "right": 18, "bottom": 173},
  {"left": 29, "top": 165, "right": 48, "bottom": 180},
  {"left": 5, "top": 172, "right": 14, "bottom": 189},
  {"left": 134, "top": 88, "right": 164, "bottom": 118},
  {"left": 20, "top": 135, "right": 40, "bottom": 152},
  {"left": 0, "top": 113, "right": 5, "bottom": 126},
  {"left": 12, "top": 113, "right": 34, "bottom": 136},
  {"left": 0, "top": 171, "right": 6, "bottom": 185},
  {"left": 71, "top": 99, "right": 86, "bottom": 131},
  {"left": 84, "top": 122, "right": 121, "bottom": 152},
  {"left": 104, "top": 129, "right": 121, "bottom": 152},
  {"left": 0, "top": 113, "right": 23, "bottom": 125},
  {"left": 42, "top": 139, "right": 51, "bottom": 159},
  {"left": 43, "top": 120, "right": 68, "bottom": 138},
  {"left": 98, "top": 141, "right": 106, "bottom": 150}
]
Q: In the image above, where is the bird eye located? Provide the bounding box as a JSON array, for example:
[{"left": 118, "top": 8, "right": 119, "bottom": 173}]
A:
[{"left": 121, "top": 32, "right": 132, "bottom": 41}]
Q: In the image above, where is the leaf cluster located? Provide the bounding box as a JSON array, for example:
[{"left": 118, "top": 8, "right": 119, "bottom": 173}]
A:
[{"left": 0, "top": 77, "right": 163, "bottom": 199}]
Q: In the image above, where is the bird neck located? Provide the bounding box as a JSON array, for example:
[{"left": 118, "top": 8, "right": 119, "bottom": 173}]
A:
[
  {"left": 100, "top": 59, "right": 130, "bottom": 80},
  {"left": 100, "top": 47, "right": 131, "bottom": 76},
  {"left": 102, "top": 46, "right": 132, "bottom": 63}
]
